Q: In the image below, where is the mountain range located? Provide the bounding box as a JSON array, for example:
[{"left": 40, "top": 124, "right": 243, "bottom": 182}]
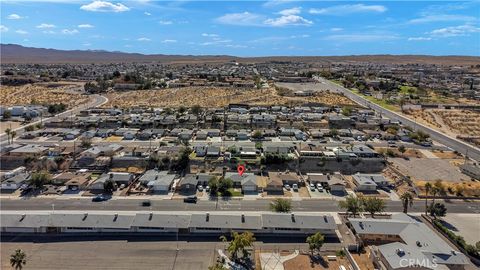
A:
[{"left": 1, "top": 44, "right": 479, "bottom": 65}]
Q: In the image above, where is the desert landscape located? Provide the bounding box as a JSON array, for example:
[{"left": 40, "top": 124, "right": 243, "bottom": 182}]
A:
[
  {"left": 102, "top": 86, "right": 357, "bottom": 108},
  {"left": 0, "top": 83, "right": 89, "bottom": 107}
]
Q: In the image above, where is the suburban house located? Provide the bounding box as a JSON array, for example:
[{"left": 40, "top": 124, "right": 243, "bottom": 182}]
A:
[
  {"left": 352, "top": 174, "right": 379, "bottom": 192},
  {"left": 268, "top": 172, "right": 300, "bottom": 186},
  {"left": 349, "top": 213, "right": 469, "bottom": 270},
  {"left": 224, "top": 172, "right": 258, "bottom": 193},
  {"left": 178, "top": 174, "right": 210, "bottom": 194},
  {"left": 139, "top": 169, "right": 175, "bottom": 193},
  {"left": 0, "top": 172, "right": 30, "bottom": 191}
]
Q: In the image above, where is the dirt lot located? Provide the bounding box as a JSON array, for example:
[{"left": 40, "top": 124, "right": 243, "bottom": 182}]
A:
[
  {"left": 415, "top": 180, "right": 480, "bottom": 197},
  {"left": 283, "top": 253, "right": 351, "bottom": 270},
  {"left": 0, "top": 83, "right": 88, "bottom": 107},
  {"left": 103, "top": 86, "right": 356, "bottom": 108},
  {"left": 350, "top": 250, "right": 376, "bottom": 270},
  {"left": 0, "top": 121, "right": 21, "bottom": 133},
  {"left": 404, "top": 109, "right": 480, "bottom": 147}
]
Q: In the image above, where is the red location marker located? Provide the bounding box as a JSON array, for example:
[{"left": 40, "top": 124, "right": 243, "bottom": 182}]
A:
[{"left": 237, "top": 164, "right": 245, "bottom": 176}]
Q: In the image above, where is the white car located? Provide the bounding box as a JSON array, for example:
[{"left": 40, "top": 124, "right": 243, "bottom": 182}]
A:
[
  {"left": 198, "top": 185, "right": 204, "bottom": 192},
  {"left": 292, "top": 184, "right": 298, "bottom": 191},
  {"left": 284, "top": 184, "right": 291, "bottom": 191},
  {"left": 309, "top": 183, "right": 316, "bottom": 191}
]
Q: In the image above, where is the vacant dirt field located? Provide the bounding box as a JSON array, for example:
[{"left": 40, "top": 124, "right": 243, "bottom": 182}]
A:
[
  {"left": 0, "top": 84, "right": 88, "bottom": 107},
  {"left": 415, "top": 180, "right": 480, "bottom": 197},
  {"left": 283, "top": 253, "right": 351, "bottom": 270},
  {"left": 103, "top": 87, "right": 356, "bottom": 108},
  {"left": 404, "top": 109, "right": 480, "bottom": 146}
]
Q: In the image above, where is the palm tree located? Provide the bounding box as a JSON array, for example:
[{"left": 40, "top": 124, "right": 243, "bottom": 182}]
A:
[
  {"left": 5, "top": 128, "right": 11, "bottom": 144},
  {"left": 400, "top": 192, "right": 414, "bottom": 214},
  {"left": 424, "top": 182, "right": 432, "bottom": 215},
  {"left": 11, "top": 131, "right": 17, "bottom": 143},
  {"left": 10, "top": 249, "right": 26, "bottom": 270}
]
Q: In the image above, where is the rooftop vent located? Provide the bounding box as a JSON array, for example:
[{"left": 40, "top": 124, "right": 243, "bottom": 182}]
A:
[
  {"left": 20, "top": 213, "right": 26, "bottom": 222},
  {"left": 291, "top": 213, "right": 296, "bottom": 223},
  {"left": 114, "top": 213, "right": 118, "bottom": 222},
  {"left": 416, "top": 241, "right": 422, "bottom": 247},
  {"left": 206, "top": 212, "right": 210, "bottom": 222},
  {"left": 83, "top": 213, "right": 88, "bottom": 221},
  {"left": 149, "top": 212, "right": 153, "bottom": 221},
  {"left": 241, "top": 214, "right": 245, "bottom": 223},
  {"left": 396, "top": 249, "right": 405, "bottom": 256}
]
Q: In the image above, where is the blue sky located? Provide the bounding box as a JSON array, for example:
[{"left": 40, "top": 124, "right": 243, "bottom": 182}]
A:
[{"left": 1, "top": 0, "right": 479, "bottom": 56}]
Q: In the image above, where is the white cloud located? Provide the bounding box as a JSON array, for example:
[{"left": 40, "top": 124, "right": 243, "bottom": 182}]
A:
[
  {"left": 408, "top": 37, "right": 432, "bottom": 41},
  {"left": 83, "top": 43, "right": 92, "bottom": 46},
  {"left": 161, "top": 39, "right": 177, "bottom": 43},
  {"left": 202, "top": 33, "right": 219, "bottom": 37},
  {"left": 43, "top": 30, "right": 56, "bottom": 34},
  {"left": 78, "top": 24, "right": 94, "bottom": 28},
  {"left": 137, "top": 37, "right": 151, "bottom": 41},
  {"left": 15, "top": 30, "right": 28, "bottom": 35},
  {"left": 408, "top": 14, "right": 476, "bottom": 24},
  {"left": 429, "top": 24, "right": 480, "bottom": 37},
  {"left": 62, "top": 29, "right": 79, "bottom": 35},
  {"left": 309, "top": 4, "right": 387, "bottom": 15},
  {"left": 144, "top": 12, "right": 151, "bottom": 16},
  {"left": 278, "top": 7, "right": 301, "bottom": 16},
  {"left": 324, "top": 34, "right": 398, "bottom": 42},
  {"left": 159, "top": 20, "right": 173, "bottom": 25},
  {"left": 216, "top": 12, "right": 263, "bottom": 26},
  {"left": 80, "top": 1, "right": 130, "bottom": 13},
  {"left": 36, "top": 23, "right": 55, "bottom": 29},
  {"left": 264, "top": 14, "right": 312, "bottom": 27},
  {"left": 263, "top": 0, "right": 298, "bottom": 8},
  {"left": 0, "top": 25, "right": 8, "bottom": 32},
  {"left": 7, "top": 14, "right": 23, "bottom": 20},
  {"left": 330, "top": 27, "right": 343, "bottom": 32}
]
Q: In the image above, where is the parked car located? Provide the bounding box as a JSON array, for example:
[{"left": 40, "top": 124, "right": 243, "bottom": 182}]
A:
[
  {"left": 206, "top": 186, "right": 210, "bottom": 192},
  {"left": 198, "top": 185, "right": 204, "bottom": 192},
  {"left": 183, "top": 196, "right": 198, "bottom": 203},
  {"left": 284, "top": 184, "right": 291, "bottom": 191},
  {"left": 92, "top": 195, "right": 107, "bottom": 202},
  {"left": 292, "top": 184, "right": 298, "bottom": 191},
  {"left": 309, "top": 183, "right": 315, "bottom": 191}
]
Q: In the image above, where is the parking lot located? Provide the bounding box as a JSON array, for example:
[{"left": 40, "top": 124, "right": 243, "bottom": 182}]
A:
[{"left": 391, "top": 158, "right": 469, "bottom": 182}]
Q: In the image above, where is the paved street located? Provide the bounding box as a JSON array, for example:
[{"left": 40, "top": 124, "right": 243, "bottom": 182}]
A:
[
  {"left": 313, "top": 78, "right": 480, "bottom": 161},
  {"left": 1, "top": 197, "right": 479, "bottom": 213}
]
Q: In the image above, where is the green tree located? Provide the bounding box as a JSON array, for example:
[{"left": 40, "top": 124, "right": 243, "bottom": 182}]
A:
[
  {"left": 306, "top": 232, "right": 325, "bottom": 256},
  {"left": 220, "top": 231, "right": 255, "bottom": 262},
  {"left": 400, "top": 192, "right": 414, "bottom": 214},
  {"left": 191, "top": 105, "right": 202, "bottom": 116},
  {"left": 269, "top": 198, "right": 292, "bottom": 213},
  {"left": 428, "top": 202, "right": 447, "bottom": 219},
  {"left": 252, "top": 130, "right": 262, "bottom": 139},
  {"left": 362, "top": 197, "right": 386, "bottom": 218},
  {"left": 208, "top": 176, "right": 219, "bottom": 196},
  {"left": 3, "top": 110, "right": 12, "bottom": 119},
  {"left": 10, "top": 249, "right": 26, "bottom": 270},
  {"left": 398, "top": 145, "right": 406, "bottom": 155},
  {"left": 218, "top": 178, "right": 233, "bottom": 196},
  {"left": 80, "top": 137, "right": 92, "bottom": 149},
  {"left": 103, "top": 179, "right": 116, "bottom": 194},
  {"left": 29, "top": 172, "right": 51, "bottom": 190},
  {"left": 338, "top": 195, "right": 363, "bottom": 217}
]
